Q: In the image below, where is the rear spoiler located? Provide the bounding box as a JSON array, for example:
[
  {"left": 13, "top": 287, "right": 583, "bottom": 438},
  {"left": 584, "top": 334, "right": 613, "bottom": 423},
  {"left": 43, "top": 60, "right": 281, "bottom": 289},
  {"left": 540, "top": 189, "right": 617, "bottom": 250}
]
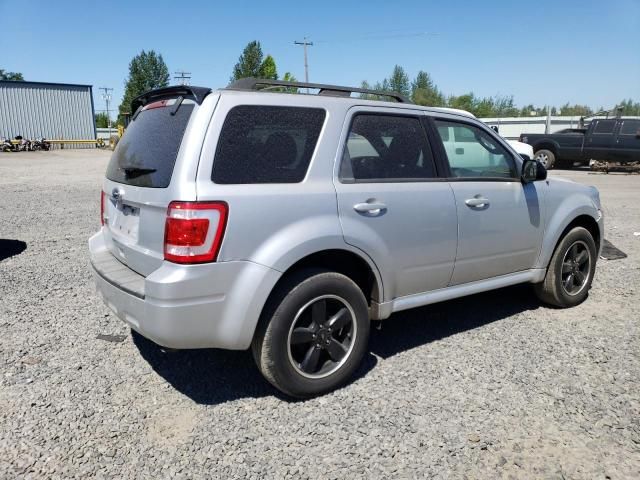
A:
[{"left": 131, "top": 85, "right": 212, "bottom": 114}]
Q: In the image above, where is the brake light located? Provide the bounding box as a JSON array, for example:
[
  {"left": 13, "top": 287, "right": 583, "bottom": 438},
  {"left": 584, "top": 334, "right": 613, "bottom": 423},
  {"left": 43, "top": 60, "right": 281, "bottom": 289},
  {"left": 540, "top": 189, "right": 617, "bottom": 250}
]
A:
[
  {"left": 164, "top": 201, "right": 228, "bottom": 264},
  {"left": 100, "top": 191, "right": 106, "bottom": 226}
]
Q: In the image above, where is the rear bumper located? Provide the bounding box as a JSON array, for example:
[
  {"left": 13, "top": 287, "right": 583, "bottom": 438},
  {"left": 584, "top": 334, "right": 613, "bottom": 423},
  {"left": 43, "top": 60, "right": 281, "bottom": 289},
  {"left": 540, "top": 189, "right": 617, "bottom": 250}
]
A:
[{"left": 89, "top": 232, "right": 280, "bottom": 349}]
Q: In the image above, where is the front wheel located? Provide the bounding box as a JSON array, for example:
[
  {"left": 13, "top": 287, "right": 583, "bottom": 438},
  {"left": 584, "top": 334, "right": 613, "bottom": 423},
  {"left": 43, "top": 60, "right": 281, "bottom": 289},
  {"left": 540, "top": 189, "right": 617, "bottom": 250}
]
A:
[
  {"left": 535, "top": 226, "right": 597, "bottom": 307},
  {"left": 252, "top": 269, "right": 370, "bottom": 398},
  {"left": 534, "top": 149, "right": 556, "bottom": 170}
]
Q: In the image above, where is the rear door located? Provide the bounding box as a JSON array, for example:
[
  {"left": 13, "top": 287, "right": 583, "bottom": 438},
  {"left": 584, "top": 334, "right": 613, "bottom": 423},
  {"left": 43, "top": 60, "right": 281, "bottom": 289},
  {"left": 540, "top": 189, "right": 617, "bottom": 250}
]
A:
[
  {"left": 584, "top": 119, "right": 616, "bottom": 160},
  {"left": 614, "top": 119, "right": 640, "bottom": 162},
  {"left": 430, "top": 117, "right": 544, "bottom": 285},
  {"left": 102, "top": 91, "right": 217, "bottom": 276},
  {"left": 334, "top": 108, "right": 457, "bottom": 300}
]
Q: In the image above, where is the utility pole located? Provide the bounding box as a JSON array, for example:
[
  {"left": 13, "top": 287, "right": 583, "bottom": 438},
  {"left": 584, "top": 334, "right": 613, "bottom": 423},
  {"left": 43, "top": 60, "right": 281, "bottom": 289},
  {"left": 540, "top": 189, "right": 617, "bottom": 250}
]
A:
[
  {"left": 99, "top": 87, "right": 113, "bottom": 141},
  {"left": 174, "top": 71, "right": 192, "bottom": 86},
  {"left": 294, "top": 37, "right": 313, "bottom": 87}
]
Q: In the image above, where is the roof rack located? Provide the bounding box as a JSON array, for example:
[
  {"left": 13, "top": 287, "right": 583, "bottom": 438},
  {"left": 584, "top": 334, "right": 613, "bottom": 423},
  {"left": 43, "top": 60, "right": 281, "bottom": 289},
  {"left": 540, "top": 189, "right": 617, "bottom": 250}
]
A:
[{"left": 226, "top": 77, "right": 411, "bottom": 104}]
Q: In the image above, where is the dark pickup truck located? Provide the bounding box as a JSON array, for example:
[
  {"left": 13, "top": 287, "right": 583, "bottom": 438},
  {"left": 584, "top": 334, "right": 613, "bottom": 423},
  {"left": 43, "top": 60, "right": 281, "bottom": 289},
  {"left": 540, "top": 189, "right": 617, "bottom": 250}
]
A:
[{"left": 519, "top": 118, "right": 640, "bottom": 169}]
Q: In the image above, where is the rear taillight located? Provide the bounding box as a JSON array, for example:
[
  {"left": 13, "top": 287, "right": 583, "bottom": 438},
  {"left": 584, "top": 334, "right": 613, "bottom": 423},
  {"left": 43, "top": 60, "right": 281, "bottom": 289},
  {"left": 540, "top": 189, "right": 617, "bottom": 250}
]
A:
[
  {"left": 100, "top": 191, "right": 106, "bottom": 226},
  {"left": 164, "top": 201, "right": 228, "bottom": 264}
]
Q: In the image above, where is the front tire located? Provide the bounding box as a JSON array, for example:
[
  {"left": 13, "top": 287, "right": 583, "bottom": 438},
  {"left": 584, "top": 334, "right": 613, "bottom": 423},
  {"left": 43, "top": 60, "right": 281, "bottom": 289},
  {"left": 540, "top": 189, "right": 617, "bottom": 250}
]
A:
[
  {"left": 535, "top": 226, "right": 597, "bottom": 307},
  {"left": 534, "top": 149, "right": 556, "bottom": 170},
  {"left": 252, "top": 269, "right": 370, "bottom": 398}
]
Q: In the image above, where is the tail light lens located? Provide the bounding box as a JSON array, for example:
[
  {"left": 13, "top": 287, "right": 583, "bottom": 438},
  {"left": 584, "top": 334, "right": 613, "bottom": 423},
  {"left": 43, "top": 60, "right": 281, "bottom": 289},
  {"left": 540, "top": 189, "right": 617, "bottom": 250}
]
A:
[{"left": 164, "top": 201, "right": 228, "bottom": 264}]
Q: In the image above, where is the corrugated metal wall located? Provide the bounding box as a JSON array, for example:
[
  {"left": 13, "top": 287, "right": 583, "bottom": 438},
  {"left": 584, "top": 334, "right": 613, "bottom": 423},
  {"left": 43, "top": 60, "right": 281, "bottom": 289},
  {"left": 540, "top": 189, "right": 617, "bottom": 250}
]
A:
[{"left": 0, "top": 81, "right": 96, "bottom": 147}]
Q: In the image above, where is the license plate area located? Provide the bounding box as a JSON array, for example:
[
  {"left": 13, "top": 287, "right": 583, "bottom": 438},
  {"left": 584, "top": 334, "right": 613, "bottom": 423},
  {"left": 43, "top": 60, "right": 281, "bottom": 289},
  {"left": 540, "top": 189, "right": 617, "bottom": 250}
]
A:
[{"left": 110, "top": 202, "right": 140, "bottom": 241}]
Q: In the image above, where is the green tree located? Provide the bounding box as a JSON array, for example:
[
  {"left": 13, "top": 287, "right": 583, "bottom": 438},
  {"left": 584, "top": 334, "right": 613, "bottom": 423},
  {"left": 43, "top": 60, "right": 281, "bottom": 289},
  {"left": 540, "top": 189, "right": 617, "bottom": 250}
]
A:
[
  {"left": 0, "top": 69, "right": 24, "bottom": 81},
  {"left": 557, "top": 103, "right": 592, "bottom": 116},
  {"left": 231, "top": 41, "right": 264, "bottom": 81},
  {"left": 118, "top": 50, "right": 169, "bottom": 118},
  {"left": 447, "top": 93, "right": 476, "bottom": 113},
  {"left": 95, "top": 112, "right": 110, "bottom": 128},
  {"left": 411, "top": 71, "right": 444, "bottom": 107},
  {"left": 387, "top": 65, "right": 410, "bottom": 98},
  {"left": 617, "top": 99, "right": 640, "bottom": 116},
  {"left": 258, "top": 54, "right": 278, "bottom": 80}
]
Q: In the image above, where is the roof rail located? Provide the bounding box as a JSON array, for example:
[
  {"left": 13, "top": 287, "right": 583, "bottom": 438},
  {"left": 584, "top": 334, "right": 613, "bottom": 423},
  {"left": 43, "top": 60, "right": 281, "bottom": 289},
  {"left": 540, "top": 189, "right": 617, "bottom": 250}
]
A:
[
  {"left": 131, "top": 85, "right": 212, "bottom": 112},
  {"left": 226, "top": 77, "right": 411, "bottom": 104}
]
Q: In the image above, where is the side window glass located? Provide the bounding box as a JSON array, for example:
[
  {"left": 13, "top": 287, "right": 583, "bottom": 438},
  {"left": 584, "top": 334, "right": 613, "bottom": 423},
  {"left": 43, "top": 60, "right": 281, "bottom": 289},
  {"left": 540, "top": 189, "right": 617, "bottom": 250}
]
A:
[
  {"left": 593, "top": 120, "right": 615, "bottom": 134},
  {"left": 341, "top": 114, "right": 436, "bottom": 182},
  {"left": 212, "top": 106, "right": 325, "bottom": 184},
  {"left": 433, "top": 120, "right": 516, "bottom": 178},
  {"left": 620, "top": 120, "right": 640, "bottom": 135}
]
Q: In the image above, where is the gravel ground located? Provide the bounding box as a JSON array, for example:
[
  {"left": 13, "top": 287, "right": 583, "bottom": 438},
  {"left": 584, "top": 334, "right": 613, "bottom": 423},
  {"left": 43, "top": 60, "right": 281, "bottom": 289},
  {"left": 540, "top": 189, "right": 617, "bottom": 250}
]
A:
[{"left": 1, "top": 150, "right": 639, "bottom": 479}]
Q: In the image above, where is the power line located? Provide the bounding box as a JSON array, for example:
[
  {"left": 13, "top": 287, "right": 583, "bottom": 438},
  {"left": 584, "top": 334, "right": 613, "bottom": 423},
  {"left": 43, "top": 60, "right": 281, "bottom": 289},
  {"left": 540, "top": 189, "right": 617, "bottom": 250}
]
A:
[{"left": 174, "top": 71, "right": 192, "bottom": 85}]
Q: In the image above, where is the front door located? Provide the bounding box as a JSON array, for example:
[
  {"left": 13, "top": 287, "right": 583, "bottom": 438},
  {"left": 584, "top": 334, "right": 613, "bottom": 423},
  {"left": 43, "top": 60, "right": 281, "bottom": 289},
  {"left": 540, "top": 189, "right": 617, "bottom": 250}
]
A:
[
  {"left": 334, "top": 109, "right": 458, "bottom": 301},
  {"left": 431, "top": 118, "right": 544, "bottom": 285},
  {"left": 585, "top": 119, "right": 617, "bottom": 160}
]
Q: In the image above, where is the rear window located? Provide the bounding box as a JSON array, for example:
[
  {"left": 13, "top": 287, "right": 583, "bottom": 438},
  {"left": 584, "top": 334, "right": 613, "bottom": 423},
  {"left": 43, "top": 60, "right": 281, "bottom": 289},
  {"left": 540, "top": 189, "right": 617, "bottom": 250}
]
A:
[
  {"left": 212, "top": 105, "right": 326, "bottom": 184},
  {"left": 593, "top": 120, "right": 615, "bottom": 134},
  {"left": 106, "top": 100, "right": 194, "bottom": 188}
]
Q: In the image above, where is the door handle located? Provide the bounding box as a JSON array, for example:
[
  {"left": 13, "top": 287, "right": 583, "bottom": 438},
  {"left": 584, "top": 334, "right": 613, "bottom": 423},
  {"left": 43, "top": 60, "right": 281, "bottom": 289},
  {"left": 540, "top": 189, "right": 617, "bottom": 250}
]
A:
[
  {"left": 465, "top": 197, "right": 490, "bottom": 208},
  {"left": 354, "top": 201, "right": 387, "bottom": 215}
]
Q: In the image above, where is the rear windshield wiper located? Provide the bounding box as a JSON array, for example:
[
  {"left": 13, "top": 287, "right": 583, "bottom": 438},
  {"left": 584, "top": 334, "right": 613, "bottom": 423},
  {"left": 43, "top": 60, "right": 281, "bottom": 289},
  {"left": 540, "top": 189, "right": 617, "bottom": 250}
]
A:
[{"left": 120, "top": 166, "right": 157, "bottom": 178}]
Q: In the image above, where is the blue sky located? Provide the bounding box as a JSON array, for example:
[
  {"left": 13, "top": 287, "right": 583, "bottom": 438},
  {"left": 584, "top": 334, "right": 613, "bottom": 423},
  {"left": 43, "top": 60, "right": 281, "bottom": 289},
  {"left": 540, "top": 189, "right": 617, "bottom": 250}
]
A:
[{"left": 1, "top": 0, "right": 638, "bottom": 116}]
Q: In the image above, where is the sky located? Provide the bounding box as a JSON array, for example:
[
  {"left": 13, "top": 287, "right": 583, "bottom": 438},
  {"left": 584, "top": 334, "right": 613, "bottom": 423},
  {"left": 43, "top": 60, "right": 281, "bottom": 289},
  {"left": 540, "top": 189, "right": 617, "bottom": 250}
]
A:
[{"left": 1, "top": 0, "right": 638, "bottom": 117}]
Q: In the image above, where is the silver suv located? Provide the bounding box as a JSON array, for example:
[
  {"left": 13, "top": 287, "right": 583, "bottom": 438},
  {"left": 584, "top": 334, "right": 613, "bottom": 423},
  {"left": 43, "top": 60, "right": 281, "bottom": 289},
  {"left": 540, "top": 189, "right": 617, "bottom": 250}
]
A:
[{"left": 89, "top": 79, "right": 603, "bottom": 397}]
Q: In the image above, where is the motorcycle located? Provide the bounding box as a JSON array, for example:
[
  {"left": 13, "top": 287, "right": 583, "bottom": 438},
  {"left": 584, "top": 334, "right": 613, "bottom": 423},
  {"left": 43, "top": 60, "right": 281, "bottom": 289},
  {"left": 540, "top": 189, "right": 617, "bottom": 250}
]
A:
[
  {"left": 31, "top": 137, "right": 51, "bottom": 151},
  {"left": 1, "top": 138, "right": 14, "bottom": 152},
  {"left": 14, "top": 135, "right": 31, "bottom": 152}
]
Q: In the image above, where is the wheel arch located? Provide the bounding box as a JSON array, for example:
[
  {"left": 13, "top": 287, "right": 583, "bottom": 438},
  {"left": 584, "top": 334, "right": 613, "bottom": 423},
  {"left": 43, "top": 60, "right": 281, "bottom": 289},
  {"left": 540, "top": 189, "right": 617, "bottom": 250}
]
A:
[
  {"left": 533, "top": 141, "right": 559, "bottom": 156},
  {"left": 539, "top": 212, "right": 601, "bottom": 269}
]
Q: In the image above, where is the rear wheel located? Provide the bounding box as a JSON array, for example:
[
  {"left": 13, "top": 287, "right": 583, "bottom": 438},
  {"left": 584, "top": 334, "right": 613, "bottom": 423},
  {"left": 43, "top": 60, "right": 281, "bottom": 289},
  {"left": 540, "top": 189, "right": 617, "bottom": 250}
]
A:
[
  {"left": 535, "top": 226, "right": 597, "bottom": 307},
  {"left": 252, "top": 269, "right": 370, "bottom": 398},
  {"left": 534, "top": 149, "right": 556, "bottom": 169}
]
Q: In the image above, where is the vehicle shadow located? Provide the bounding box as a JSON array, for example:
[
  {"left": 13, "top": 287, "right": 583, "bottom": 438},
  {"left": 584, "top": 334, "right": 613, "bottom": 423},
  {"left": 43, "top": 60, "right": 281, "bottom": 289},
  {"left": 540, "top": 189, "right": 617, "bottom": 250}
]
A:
[
  {"left": 0, "top": 239, "right": 27, "bottom": 261},
  {"left": 133, "top": 284, "right": 542, "bottom": 405},
  {"left": 369, "top": 284, "right": 541, "bottom": 359}
]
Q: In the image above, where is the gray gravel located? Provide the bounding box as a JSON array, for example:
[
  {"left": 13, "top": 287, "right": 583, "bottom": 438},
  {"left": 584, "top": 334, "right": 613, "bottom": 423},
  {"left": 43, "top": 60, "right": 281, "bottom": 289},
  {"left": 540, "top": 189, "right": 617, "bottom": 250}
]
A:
[{"left": 1, "top": 150, "right": 639, "bottom": 479}]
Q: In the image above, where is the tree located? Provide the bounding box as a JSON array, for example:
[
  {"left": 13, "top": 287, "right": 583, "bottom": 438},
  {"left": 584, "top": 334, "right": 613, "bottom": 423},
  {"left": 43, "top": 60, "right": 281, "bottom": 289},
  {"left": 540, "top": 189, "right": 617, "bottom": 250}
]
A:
[
  {"left": 259, "top": 54, "right": 278, "bottom": 80},
  {"left": 557, "top": 103, "right": 592, "bottom": 116},
  {"left": 95, "top": 112, "right": 110, "bottom": 128},
  {"left": 0, "top": 69, "right": 24, "bottom": 81},
  {"left": 231, "top": 41, "right": 264, "bottom": 81},
  {"left": 447, "top": 93, "right": 476, "bottom": 113},
  {"left": 387, "top": 65, "right": 410, "bottom": 98},
  {"left": 411, "top": 71, "right": 444, "bottom": 107},
  {"left": 118, "top": 50, "right": 169, "bottom": 118}
]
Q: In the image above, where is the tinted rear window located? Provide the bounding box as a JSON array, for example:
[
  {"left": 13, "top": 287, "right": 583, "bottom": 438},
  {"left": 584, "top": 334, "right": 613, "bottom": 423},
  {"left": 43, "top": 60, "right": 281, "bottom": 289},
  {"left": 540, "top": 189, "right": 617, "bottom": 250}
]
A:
[
  {"left": 593, "top": 120, "right": 615, "bottom": 134},
  {"left": 106, "top": 102, "right": 194, "bottom": 188},
  {"left": 212, "top": 106, "right": 326, "bottom": 184}
]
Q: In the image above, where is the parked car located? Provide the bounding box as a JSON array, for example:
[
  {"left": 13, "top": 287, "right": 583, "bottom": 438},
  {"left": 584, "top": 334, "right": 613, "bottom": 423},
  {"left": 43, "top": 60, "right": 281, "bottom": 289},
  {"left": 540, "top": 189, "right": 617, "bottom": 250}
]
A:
[
  {"left": 507, "top": 139, "right": 534, "bottom": 160},
  {"left": 89, "top": 79, "right": 603, "bottom": 398},
  {"left": 519, "top": 118, "right": 640, "bottom": 169}
]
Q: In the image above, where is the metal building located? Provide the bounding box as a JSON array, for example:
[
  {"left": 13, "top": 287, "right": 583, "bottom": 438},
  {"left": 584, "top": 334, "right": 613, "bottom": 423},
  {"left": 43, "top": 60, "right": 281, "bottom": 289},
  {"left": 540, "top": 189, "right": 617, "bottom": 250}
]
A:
[{"left": 0, "top": 80, "right": 96, "bottom": 145}]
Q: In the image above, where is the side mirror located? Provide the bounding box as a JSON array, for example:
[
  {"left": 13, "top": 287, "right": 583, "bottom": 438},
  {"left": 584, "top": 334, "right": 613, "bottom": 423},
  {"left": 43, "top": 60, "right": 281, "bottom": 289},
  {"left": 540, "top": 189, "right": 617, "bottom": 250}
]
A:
[{"left": 521, "top": 159, "right": 547, "bottom": 183}]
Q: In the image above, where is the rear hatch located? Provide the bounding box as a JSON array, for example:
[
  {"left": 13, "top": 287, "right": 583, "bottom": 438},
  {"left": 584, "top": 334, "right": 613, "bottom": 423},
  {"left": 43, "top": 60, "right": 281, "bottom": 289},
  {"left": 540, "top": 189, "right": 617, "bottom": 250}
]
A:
[{"left": 101, "top": 86, "right": 214, "bottom": 276}]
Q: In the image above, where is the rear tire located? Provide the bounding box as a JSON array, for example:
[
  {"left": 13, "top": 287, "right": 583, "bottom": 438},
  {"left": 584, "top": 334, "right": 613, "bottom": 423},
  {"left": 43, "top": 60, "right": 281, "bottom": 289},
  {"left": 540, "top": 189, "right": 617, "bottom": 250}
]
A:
[
  {"left": 534, "top": 149, "right": 556, "bottom": 170},
  {"left": 252, "top": 269, "right": 370, "bottom": 398},
  {"left": 535, "top": 226, "right": 597, "bottom": 307}
]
